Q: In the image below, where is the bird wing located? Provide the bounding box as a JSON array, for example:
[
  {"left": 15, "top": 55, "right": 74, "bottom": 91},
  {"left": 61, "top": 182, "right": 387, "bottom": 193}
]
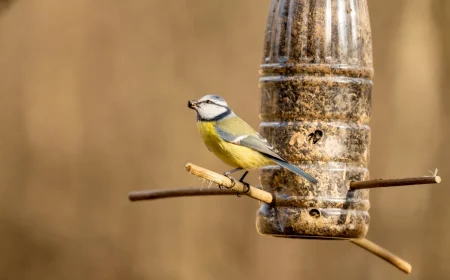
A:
[
  {"left": 214, "top": 116, "right": 319, "bottom": 184},
  {"left": 214, "top": 116, "right": 283, "bottom": 160}
]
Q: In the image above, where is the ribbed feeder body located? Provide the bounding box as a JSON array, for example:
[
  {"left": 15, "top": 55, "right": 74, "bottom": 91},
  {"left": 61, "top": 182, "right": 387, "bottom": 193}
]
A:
[{"left": 256, "top": 0, "right": 373, "bottom": 239}]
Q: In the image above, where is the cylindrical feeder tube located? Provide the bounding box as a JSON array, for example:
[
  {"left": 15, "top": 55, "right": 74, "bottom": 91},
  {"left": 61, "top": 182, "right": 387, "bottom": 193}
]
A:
[{"left": 256, "top": 0, "right": 373, "bottom": 239}]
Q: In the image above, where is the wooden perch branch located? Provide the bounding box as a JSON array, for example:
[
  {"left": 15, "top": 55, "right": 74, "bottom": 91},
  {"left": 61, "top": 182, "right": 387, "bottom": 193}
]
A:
[
  {"left": 185, "top": 163, "right": 273, "bottom": 204},
  {"left": 351, "top": 238, "right": 412, "bottom": 274},
  {"left": 184, "top": 163, "right": 412, "bottom": 273},
  {"left": 129, "top": 163, "right": 414, "bottom": 273},
  {"left": 129, "top": 188, "right": 237, "bottom": 201},
  {"left": 350, "top": 176, "right": 441, "bottom": 190}
]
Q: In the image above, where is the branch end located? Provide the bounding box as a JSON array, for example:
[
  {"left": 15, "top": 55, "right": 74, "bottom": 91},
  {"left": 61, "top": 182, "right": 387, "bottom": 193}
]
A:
[
  {"left": 185, "top": 162, "right": 193, "bottom": 172},
  {"left": 435, "top": 176, "right": 442, "bottom": 184}
]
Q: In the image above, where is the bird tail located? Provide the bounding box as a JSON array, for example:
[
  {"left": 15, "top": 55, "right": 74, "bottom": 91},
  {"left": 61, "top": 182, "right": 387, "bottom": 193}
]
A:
[{"left": 270, "top": 157, "right": 318, "bottom": 184}]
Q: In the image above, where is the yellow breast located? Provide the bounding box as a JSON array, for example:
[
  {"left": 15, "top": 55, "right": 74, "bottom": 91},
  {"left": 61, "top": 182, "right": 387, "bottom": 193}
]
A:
[{"left": 196, "top": 121, "right": 272, "bottom": 170}]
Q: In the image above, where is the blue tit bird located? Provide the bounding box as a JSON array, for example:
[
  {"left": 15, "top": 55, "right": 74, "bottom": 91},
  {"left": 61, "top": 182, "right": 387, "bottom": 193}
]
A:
[{"left": 187, "top": 94, "right": 318, "bottom": 191}]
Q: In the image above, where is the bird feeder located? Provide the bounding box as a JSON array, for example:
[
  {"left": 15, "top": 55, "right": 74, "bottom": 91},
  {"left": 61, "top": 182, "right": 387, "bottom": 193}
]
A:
[
  {"left": 129, "top": 0, "right": 441, "bottom": 274},
  {"left": 256, "top": 0, "right": 372, "bottom": 240}
]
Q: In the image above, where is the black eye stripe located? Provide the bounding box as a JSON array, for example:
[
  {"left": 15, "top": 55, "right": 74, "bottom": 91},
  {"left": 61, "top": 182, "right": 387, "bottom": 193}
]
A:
[{"left": 200, "top": 100, "right": 226, "bottom": 107}]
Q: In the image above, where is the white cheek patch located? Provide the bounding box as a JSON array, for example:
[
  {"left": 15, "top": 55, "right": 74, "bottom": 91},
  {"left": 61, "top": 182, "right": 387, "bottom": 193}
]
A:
[{"left": 198, "top": 104, "right": 228, "bottom": 119}]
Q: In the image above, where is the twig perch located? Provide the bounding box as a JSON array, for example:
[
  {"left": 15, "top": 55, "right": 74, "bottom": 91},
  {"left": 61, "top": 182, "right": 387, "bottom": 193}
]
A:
[
  {"left": 185, "top": 163, "right": 273, "bottom": 204},
  {"left": 129, "top": 174, "right": 442, "bottom": 202},
  {"left": 129, "top": 163, "right": 415, "bottom": 273},
  {"left": 129, "top": 188, "right": 237, "bottom": 201},
  {"left": 350, "top": 176, "right": 441, "bottom": 190},
  {"left": 351, "top": 238, "right": 412, "bottom": 274},
  {"left": 183, "top": 163, "right": 413, "bottom": 273}
]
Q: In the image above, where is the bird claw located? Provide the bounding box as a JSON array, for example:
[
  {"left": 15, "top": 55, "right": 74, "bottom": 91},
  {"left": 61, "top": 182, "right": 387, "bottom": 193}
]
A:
[
  {"left": 242, "top": 182, "right": 250, "bottom": 193},
  {"left": 236, "top": 181, "right": 250, "bottom": 197},
  {"left": 221, "top": 173, "right": 236, "bottom": 190},
  {"left": 229, "top": 177, "right": 236, "bottom": 188},
  {"left": 221, "top": 169, "right": 249, "bottom": 197}
]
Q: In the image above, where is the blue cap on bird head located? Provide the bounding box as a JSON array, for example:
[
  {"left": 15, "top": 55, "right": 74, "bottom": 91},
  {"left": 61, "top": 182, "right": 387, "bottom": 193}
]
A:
[{"left": 198, "top": 95, "right": 228, "bottom": 107}]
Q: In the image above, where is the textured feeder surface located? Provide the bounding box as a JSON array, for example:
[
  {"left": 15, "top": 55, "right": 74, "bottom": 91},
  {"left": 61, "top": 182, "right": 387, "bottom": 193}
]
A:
[{"left": 256, "top": 0, "right": 373, "bottom": 239}]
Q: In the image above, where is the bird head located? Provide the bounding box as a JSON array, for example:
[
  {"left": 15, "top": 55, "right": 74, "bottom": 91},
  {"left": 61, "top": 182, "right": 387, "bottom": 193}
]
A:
[{"left": 188, "top": 95, "right": 233, "bottom": 121}]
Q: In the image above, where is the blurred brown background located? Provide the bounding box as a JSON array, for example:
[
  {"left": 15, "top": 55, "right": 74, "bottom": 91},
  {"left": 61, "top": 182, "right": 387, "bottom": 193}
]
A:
[{"left": 0, "top": 0, "right": 449, "bottom": 279}]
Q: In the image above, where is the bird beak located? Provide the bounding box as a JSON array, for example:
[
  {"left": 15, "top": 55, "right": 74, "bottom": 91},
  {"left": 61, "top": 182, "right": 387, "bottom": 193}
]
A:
[{"left": 188, "top": 100, "right": 198, "bottom": 110}]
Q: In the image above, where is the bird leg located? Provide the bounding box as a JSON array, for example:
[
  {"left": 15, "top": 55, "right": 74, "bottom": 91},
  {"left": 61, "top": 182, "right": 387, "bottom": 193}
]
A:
[
  {"left": 221, "top": 168, "right": 250, "bottom": 197},
  {"left": 236, "top": 171, "right": 250, "bottom": 197},
  {"left": 220, "top": 168, "right": 243, "bottom": 189},
  {"left": 223, "top": 168, "right": 243, "bottom": 177}
]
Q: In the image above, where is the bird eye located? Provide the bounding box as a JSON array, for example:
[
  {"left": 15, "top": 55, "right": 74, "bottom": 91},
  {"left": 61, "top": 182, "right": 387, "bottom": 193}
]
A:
[{"left": 206, "top": 100, "right": 212, "bottom": 104}]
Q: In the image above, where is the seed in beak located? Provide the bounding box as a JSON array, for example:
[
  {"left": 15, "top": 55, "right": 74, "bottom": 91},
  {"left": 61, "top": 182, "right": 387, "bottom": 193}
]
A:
[{"left": 188, "top": 100, "right": 198, "bottom": 109}]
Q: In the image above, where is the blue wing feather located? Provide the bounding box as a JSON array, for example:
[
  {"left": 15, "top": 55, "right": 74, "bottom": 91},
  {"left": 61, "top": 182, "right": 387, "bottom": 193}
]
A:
[
  {"left": 214, "top": 118, "right": 318, "bottom": 184},
  {"left": 270, "top": 157, "right": 318, "bottom": 184}
]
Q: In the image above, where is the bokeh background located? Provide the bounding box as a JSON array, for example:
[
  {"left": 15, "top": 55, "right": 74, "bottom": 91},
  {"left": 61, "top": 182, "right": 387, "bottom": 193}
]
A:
[{"left": 0, "top": 0, "right": 449, "bottom": 279}]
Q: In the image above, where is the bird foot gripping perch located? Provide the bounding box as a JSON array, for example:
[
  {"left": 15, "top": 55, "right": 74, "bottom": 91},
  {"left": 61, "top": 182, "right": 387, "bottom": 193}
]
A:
[
  {"left": 220, "top": 168, "right": 251, "bottom": 197},
  {"left": 186, "top": 163, "right": 272, "bottom": 203},
  {"left": 230, "top": 171, "right": 251, "bottom": 197},
  {"left": 219, "top": 176, "right": 250, "bottom": 197}
]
